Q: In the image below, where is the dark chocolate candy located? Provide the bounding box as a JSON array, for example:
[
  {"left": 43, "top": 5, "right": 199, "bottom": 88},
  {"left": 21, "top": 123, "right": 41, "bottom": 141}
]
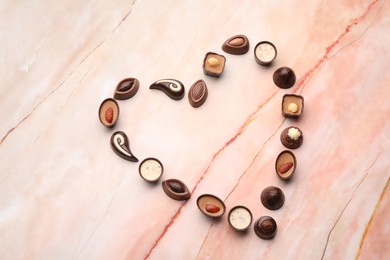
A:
[
  {"left": 110, "top": 131, "right": 138, "bottom": 162},
  {"left": 273, "top": 67, "right": 296, "bottom": 89},
  {"left": 149, "top": 79, "right": 185, "bottom": 100},
  {"left": 114, "top": 78, "right": 139, "bottom": 100},
  {"left": 162, "top": 179, "right": 191, "bottom": 200},
  {"left": 260, "top": 186, "right": 285, "bottom": 210},
  {"left": 254, "top": 41, "right": 277, "bottom": 65},
  {"left": 282, "top": 94, "right": 304, "bottom": 118},
  {"left": 275, "top": 150, "right": 296, "bottom": 180},
  {"left": 203, "top": 52, "right": 226, "bottom": 78},
  {"left": 254, "top": 216, "right": 277, "bottom": 239},
  {"left": 99, "top": 98, "right": 119, "bottom": 128},
  {"left": 188, "top": 79, "right": 208, "bottom": 108},
  {"left": 139, "top": 157, "right": 163, "bottom": 183},
  {"left": 280, "top": 126, "right": 303, "bottom": 149},
  {"left": 222, "top": 34, "right": 250, "bottom": 55}
]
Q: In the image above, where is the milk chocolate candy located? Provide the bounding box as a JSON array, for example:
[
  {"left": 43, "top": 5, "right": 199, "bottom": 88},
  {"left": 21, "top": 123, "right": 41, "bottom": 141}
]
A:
[
  {"left": 282, "top": 94, "right": 304, "bottom": 118},
  {"left": 275, "top": 150, "right": 296, "bottom": 180},
  {"left": 149, "top": 79, "right": 185, "bottom": 100},
  {"left": 162, "top": 179, "right": 191, "bottom": 200},
  {"left": 197, "top": 194, "right": 226, "bottom": 218},
  {"left": 98, "top": 98, "right": 119, "bottom": 128},
  {"left": 188, "top": 79, "right": 208, "bottom": 108},
  {"left": 114, "top": 78, "right": 139, "bottom": 100},
  {"left": 280, "top": 126, "right": 303, "bottom": 149},
  {"left": 203, "top": 52, "right": 226, "bottom": 78},
  {"left": 222, "top": 34, "right": 250, "bottom": 55}
]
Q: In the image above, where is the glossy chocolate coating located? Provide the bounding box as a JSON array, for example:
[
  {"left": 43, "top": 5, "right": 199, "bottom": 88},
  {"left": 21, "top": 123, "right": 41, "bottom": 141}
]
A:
[
  {"left": 260, "top": 186, "right": 285, "bottom": 210},
  {"left": 273, "top": 67, "right": 296, "bottom": 89},
  {"left": 98, "top": 98, "right": 119, "bottom": 128},
  {"left": 110, "top": 131, "right": 138, "bottom": 162},
  {"left": 149, "top": 79, "right": 185, "bottom": 100},
  {"left": 282, "top": 94, "right": 304, "bottom": 118},
  {"left": 254, "top": 216, "right": 277, "bottom": 239},
  {"left": 162, "top": 179, "right": 191, "bottom": 200},
  {"left": 280, "top": 126, "right": 303, "bottom": 149},
  {"left": 114, "top": 78, "right": 139, "bottom": 100},
  {"left": 188, "top": 79, "right": 208, "bottom": 108},
  {"left": 222, "top": 34, "right": 250, "bottom": 55},
  {"left": 203, "top": 52, "right": 226, "bottom": 78}
]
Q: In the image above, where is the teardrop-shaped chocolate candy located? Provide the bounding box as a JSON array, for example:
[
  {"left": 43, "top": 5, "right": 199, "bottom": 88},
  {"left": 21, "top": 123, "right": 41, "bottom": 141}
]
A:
[
  {"left": 110, "top": 131, "right": 138, "bottom": 162},
  {"left": 149, "top": 79, "right": 185, "bottom": 100}
]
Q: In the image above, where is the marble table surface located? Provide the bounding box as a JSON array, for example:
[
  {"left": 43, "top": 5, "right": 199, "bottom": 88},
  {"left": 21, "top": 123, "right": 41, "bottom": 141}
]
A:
[{"left": 1, "top": 0, "right": 389, "bottom": 259}]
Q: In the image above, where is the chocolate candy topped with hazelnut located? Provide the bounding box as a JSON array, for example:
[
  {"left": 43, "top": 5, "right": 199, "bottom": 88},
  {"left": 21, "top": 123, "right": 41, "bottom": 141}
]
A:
[
  {"left": 273, "top": 67, "right": 296, "bottom": 89},
  {"left": 114, "top": 77, "right": 139, "bottom": 100},
  {"left": 162, "top": 179, "right": 191, "bottom": 200},
  {"left": 98, "top": 98, "right": 119, "bottom": 128},
  {"left": 254, "top": 216, "right": 277, "bottom": 239},
  {"left": 280, "top": 126, "right": 303, "bottom": 149},
  {"left": 149, "top": 79, "right": 185, "bottom": 100},
  {"left": 260, "top": 186, "right": 285, "bottom": 210},
  {"left": 203, "top": 52, "right": 226, "bottom": 78},
  {"left": 197, "top": 194, "right": 226, "bottom": 218},
  {"left": 282, "top": 94, "right": 304, "bottom": 118},
  {"left": 254, "top": 41, "right": 277, "bottom": 65},
  {"left": 188, "top": 79, "right": 208, "bottom": 108},
  {"left": 222, "top": 34, "right": 250, "bottom": 55},
  {"left": 275, "top": 150, "right": 296, "bottom": 180}
]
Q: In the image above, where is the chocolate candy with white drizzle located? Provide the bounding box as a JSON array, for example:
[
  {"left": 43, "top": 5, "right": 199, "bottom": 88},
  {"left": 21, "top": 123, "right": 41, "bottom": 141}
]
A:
[
  {"left": 110, "top": 131, "right": 139, "bottom": 162},
  {"left": 149, "top": 79, "right": 185, "bottom": 100}
]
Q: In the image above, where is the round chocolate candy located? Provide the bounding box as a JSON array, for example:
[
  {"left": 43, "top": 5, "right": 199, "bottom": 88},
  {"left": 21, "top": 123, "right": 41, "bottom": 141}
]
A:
[
  {"left": 280, "top": 126, "right": 303, "bottom": 149},
  {"left": 254, "top": 216, "right": 277, "bottom": 239},
  {"left": 228, "top": 205, "right": 253, "bottom": 231},
  {"left": 138, "top": 158, "right": 163, "bottom": 183},
  {"left": 254, "top": 41, "right": 277, "bottom": 65},
  {"left": 273, "top": 67, "right": 296, "bottom": 89},
  {"left": 260, "top": 186, "right": 285, "bottom": 210}
]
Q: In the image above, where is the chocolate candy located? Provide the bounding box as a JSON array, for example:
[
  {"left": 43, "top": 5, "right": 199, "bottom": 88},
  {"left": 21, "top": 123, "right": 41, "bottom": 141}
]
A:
[
  {"left": 228, "top": 205, "right": 253, "bottom": 231},
  {"left": 275, "top": 150, "right": 296, "bottom": 180},
  {"left": 149, "top": 79, "right": 185, "bottom": 100},
  {"left": 99, "top": 98, "right": 119, "bottom": 128},
  {"left": 273, "top": 67, "right": 296, "bottom": 89},
  {"left": 197, "top": 194, "right": 226, "bottom": 218},
  {"left": 222, "top": 34, "right": 250, "bottom": 55},
  {"left": 162, "top": 179, "right": 191, "bottom": 200},
  {"left": 110, "top": 131, "right": 138, "bottom": 162},
  {"left": 254, "top": 216, "right": 277, "bottom": 239},
  {"left": 282, "top": 94, "right": 304, "bottom": 118},
  {"left": 280, "top": 126, "right": 303, "bottom": 149},
  {"left": 139, "top": 157, "right": 163, "bottom": 183},
  {"left": 203, "top": 52, "right": 226, "bottom": 78},
  {"left": 188, "top": 79, "right": 208, "bottom": 108},
  {"left": 114, "top": 78, "right": 139, "bottom": 100},
  {"left": 254, "top": 41, "right": 277, "bottom": 65},
  {"left": 260, "top": 186, "right": 285, "bottom": 210}
]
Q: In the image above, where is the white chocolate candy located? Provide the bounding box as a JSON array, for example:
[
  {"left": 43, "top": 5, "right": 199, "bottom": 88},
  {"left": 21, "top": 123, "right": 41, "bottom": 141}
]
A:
[
  {"left": 139, "top": 158, "right": 163, "bottom": 182},
  {"left": 288, "top": 127, "right": 301, "bottom": 140},
  {"left": 228, "top": 206, "right": 252, "bottom": 231}
]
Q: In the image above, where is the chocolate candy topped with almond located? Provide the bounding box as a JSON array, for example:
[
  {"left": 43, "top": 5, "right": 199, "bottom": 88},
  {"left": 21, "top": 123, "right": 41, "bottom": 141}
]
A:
[
  {"left": 99, "top": 98, "right": 119, "bottom": 128},
  {"left": 222, "top": 34, "right": 250, "bottom": 55},
  {"left": 275, "top": 150, "right": 296, "bottom": 180},
  {"left": 280, "top": 126, "right": 303, "bottom": 149},
  {"left": 203, "top": 52, "right": 226, "bottom": 78},
  {"left": 197, "top": 194, "right": 226, "bottom": 218}
]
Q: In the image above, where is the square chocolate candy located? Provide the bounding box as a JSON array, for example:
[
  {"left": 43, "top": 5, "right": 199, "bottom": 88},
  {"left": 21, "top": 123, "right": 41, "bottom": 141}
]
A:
[{"left": 282, "top": 94, "right": 304, "bottom": 118}]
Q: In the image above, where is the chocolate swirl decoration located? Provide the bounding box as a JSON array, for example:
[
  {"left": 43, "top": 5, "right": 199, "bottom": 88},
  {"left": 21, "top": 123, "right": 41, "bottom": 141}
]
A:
[
  {"left": 149, "top": 79, "right": 185, "bottom": 100},
  {"left": 110, "top": 131, "right": 138, "bottom": 162}
]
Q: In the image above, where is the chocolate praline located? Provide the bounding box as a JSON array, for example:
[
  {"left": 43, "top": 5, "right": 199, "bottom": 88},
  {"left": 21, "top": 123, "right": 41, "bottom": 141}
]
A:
[
  {"left": 260, "top": 186, "right": 285, "bottom": 210},
  {"left": 254, "top": 216, "right": 277, "bottom": 239},
  {"left": 273, "top": 67, "right": 296, "bottom": 89},
  {"left": 280, "top": 126, "right": 303, "bottom": 149}
]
